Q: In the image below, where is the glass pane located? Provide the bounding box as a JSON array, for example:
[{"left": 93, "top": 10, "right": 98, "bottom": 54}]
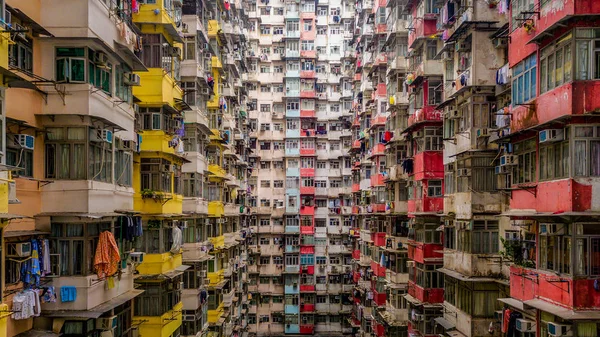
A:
[{"left": 70, "top": 58, "right": 86, "bottom": 82}]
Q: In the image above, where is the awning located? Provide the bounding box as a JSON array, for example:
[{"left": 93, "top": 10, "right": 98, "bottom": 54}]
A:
[
  {"left": 437, "top": 268, "right": 500, "bottom": 283},
  {"left": 15, "top": 330, "right": 59, "bottom": 337},
  {"left": 434, "top": 317, "right": 455, "bottom": 330},
  {"left": 34, "top": 212, "right": 121, "bottom": 219},
  {"left": 6, "top": 6, "right": 53, "bottom": 37},
  {"left": 498, "top": 298, "right": 528, "bottom": 311},
  {"left": 209, "top": 279, "right": 229, "bottom": 290},
  {"left": 4, "top": 230, "right": 50, "bottom": 238},
  {"left": 114, "top": 41, "right": 147, "bottom": 72},
  {"left": 403, "top": 294, "right": 442, "bottom": 308},
  {"left": 523, "top": 298, "right": 600, "bottom": 320},
  {"left": 88, "top": 289, "right": 144, "bottom": 314},
  {"left": 446, "top": 330, "right": 468, "bottom": 337},
  {"left": 183, "top": 255, "right": 215, "bottom": 262},
  {"left": 0, "top": 213, "right": 30, "bottom": 220}
]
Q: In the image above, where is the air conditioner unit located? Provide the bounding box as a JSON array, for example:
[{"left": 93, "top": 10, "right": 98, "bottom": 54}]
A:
[
  {"left": 457, "top": 168, "right": 471, "bottom": 177},
  {"left": 547, "top": 322, "right": 572, "bottom": 337},
  {"left": 455, "top": 42, "right": 471, "bottom": 52},
  {"left": 120, "top": 140, "right": 134, "bottom": 151},
  {"left": 495, "top": 165, "right": 509, "bottom": 174},
  {"left": 516, "top": 319, "right": 535, "bottom": 332},
  {"left": 180, "top": 220, "right": 188, "bottom": 228},
  {"left": 90, "top": 129, "right": 113, "bottom": 143},
  {"left": 406, "top": 261, "right": 415, "bottom": 268},
  {"left": 493, "top": 38, "right": 508, "bottom": 49},
  {"left": 494, "top": 310, "right": 503, "bottom": 323},
  {"left": 97, "top": 316, "right": 118, "bottom": 331},
  {"left": 540, "top": 223, "right": 565, "bottom": 235},
  {"left": 124, "top": 73, "right": 141, "bottom": 86},
  {"left": 201, "top": 87, "right": 210, "bottom": 95},
  {"left": 13, "top": 23, "right": 27, "bottom": 40},
  {"left": 15, "top": 134, "right": 34, "bottom": 150},
  {"left": 182, "top": 314, "right": 196, "bottom": 321},
  {"left": 129, "top": 252, "right": 145, "bottom": 263},
  {"left": 476, "top": 128, "right": 489, "bottom": 138},
  {"left": 198, "top": 270, "right": 207, "bottom": 278},
  {"left": 441, "top": 51, "right": 453, "bottom": 61},
  {"left": 500, "top": 155, "right": 516, "bottom": 166},
  {"left": 7, "top": 242, "right": 31, "bottom": 257},
  {"left": 414, "top": 314, "right": 424, "bottom": 321},
  {"left": 94, "top": 52, "right": 110, "bottom": 66},
  {"left": 539, "top": 129, "right": 564, "bottom": 143}
]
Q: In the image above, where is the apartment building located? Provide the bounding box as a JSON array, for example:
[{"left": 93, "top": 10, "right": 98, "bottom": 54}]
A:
[
  {"left": 0, "top": 1, "right": 251, "bottom": 337},
  {"left": 243, "top": 0, "right": 356, "bottom": 335},
  {"left": 498, "top": 0, "right": 600, "bottom": 336}
]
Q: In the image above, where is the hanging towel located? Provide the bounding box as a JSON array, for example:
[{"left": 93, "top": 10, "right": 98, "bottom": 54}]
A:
[
  {"left": 60, "top": 286, "right": 77, "bottom": 302},
  {"left": 170, "top": 226, "right": 183, "bottom": 254},
  {"left": 94, "top": 231, "right": 121, "bottom": 278},
  {"left": 42, "top": 286, "right": 57, "bottom": 303}
]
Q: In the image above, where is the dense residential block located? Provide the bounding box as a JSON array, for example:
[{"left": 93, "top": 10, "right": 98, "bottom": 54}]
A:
[{"left": 1, "top": 1, "right": 600, "bottom": 337}]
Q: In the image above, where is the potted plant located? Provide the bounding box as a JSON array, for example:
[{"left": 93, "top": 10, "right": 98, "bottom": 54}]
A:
[{"left": 141, "top": 189, "right": 155, "bottom": 199}]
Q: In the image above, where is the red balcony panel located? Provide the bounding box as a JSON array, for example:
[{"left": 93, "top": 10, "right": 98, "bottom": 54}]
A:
[
  {"left": 408, "top": 196, "right": 444, "bottom": 214},
  {"left": 372, "top": 232, "right": 387, "bottom": 247},
  {"left": 300, "top": 12, "right": 315, "bottom": 19},
  {"left": 352, "top": 250, "right": 361, "bottom": 260},
  {"left": 353, "top": 271, "right": 361, "bottom": 283},
  {"left": 408, "top": 280, "right": 444, "bottom": 304},
  {"left": 300, "top": 186, "right": 315, "bottom": 195},
  {"left": 408, "top": 16, "right": 437, "bottom": 48},
  {"left": 413, "top": 152, "right": 444, "bottom": 181},
  {"left": 370, "top": 173, "right": 385, "bottom": 187},
  {"left": 511, "top": 82, "right": 600, "bottom": 133},
  {"left": 510, "top": 178, "right": 595, "bottom": 213},
  {"left": 300, "top": 109, "right": 316, "bottom": 118},
  {"left": 300, "top": 205, "right": 315, "bottom": 215},
  {"left": 351, "top": 184, "right": 360, "bottom": 193},
  {"left": 300, "top": 50, "right": 316, "bottom": 58},
  {"left": 300, "top": 129, "right": 315, "bottom": 137},
  {"left": 510, "top": 265, "right": 600, "bottom": 309},
  {"left": 306, "top": 265, "right": 315, "bottom": 274},
  {"left": 300, "top": 225, "right": 314, "bottom": 234},
  {"left": 352, "top": 205, "right": 360, "bottom": 214},
  {"left": 373, "top": 321, "right": 385, "bottom": 337},
  {"left": 373, "top": 290, "right": 387, "bottom": 307},
  {"left": 299, "top": 285, "right": 316, "bottom": 293},
  {"left": 300, "top": 246, "right": 315, "bottom": 254},
  {"left": 299, "top": 325, "right": 314, "bottom": 334},
  {"left": 299, "top": 148, "right": 315, "bottom": 156},
  {"left": 300, "top": 90, "right": 316, "bottom": 98},
  {"left": 370, "top": 143, "right": 386, "bottom": 156},
  {"left": 408, "top": 106, "right": 442, "bottom": 127},
  {"left": 370, "top": 261, "right": 386, "bottom": 277},
  {"left": 300, "top": 168, "right": 315, "bottom": 177},
  {"left": 372, "top": 203, "right": 386, "bottom": 213},
  {"left": 300, "top": 70, "right": 316, "bottom": 79},
  {"left": 407, "top": 241, "right": 443, "bottom": 263},
  {"left": 529, "top": 2, "right": 600, "bottom": 56},
  {"left": 300, "top": 303, "right": 316, "bottom": 312}
]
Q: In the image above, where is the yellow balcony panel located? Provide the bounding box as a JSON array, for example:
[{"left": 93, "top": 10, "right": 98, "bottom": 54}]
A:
[
  {"left": 133, "top": 68, "right": 183, "bottom": 107},
  {"left": 209, "top": 235, "right": 225, "bottom": 250},
  {"left": 135, "top": 302, "right": 183, "bottom": 337},
  {"left": 134, "top": 192, "right": 184, "bottom": 215},
  {"left": 211, "top": 56, "right": 222, "bottom": 69},
  {"left": 208, "top": 20, "right": 220, "bottom": 38},
  {"left": 208, "top": 164, "right": 227, "bottom": 179},
  {"left": 207, "top": 94, "right": 220, "bottom": 109},
  {"left": 133, "top": 1, "right": 182, "bottom": 43},
  {"left": 208, "top": 201, "right": 224, "bottom": 217},
  {"left": 139, "top": 130, "right": 177, "bottom": 154},
  {"left": 136, "top": 251, "right": 183, "bottom": 275}
]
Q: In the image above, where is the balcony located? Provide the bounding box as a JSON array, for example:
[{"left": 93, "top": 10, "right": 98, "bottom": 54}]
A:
[
  {"left": 408, "top": 16, "right": 437, "bottom": 48},
  {"left": 300, "top": 70, "right": 316, "bottom": 78},
  {"left": 285, "top": 225, "right": 300, "bottom": 234},
  {"left": 300, "top": 225, "right": 314, "bottom": 234},
  {"left": 370, "top": 261, "right": 386, "bottom": 277},
  {"left": 300, "top": 186, "right": 315, "bottom": 194},
  {"left": 300, "top": 109, "right": 316, "bottom": 118},
  {"left": 285, "top": 304, "right": 300, "bottom": 314},
  {"left": 407, "top": 241, "right": 443, "bottom": 264},
  {"left": 299, "top": 205, "right": 315, "bottom": 215},
  {"left": 286, "top": 108, "right": 301, "bottom": 118},
  {"left": 285, "top": 148, "right": 300, "bottom": 157},
  {"left": 137, "top": 251, "right": 183, "bottom": 275},
  {"left": 299, "top": 325, "right": 315, "bottom": 334},
  {"left": 41, "top": 180, "right": 134, "bottom": 214},
  {"left": 286, "top": 69, "right": 300, "bottom": 77},
  {"left": 133, "top": 68, "right": 183, "bottom": 106},
  {"left": 370, "top": 173, "right": 385, "bottom": 186},
  {"left": 300, "top": 50, "right": 316, "bottom": 58},
  {"left": 300, "top": 90, "right": 316, "bottom": 99},
  {"left": 407, "top": 281, "right": 444, "bottom": 304},
  {"left": 509, "top": 178, "right": 600, "bottom": 213},
  {"left": 412, "top": 152, "right": 444, "bottom": 181},
  {"left": 300, "top": 148, "right": 315, "bottom": 156},
  {"left": 286, "top": 324, "right": 300, "bottom": 334},
  {"left": 132, "top": 1, "right": 181, "bottom": 41},
  {"left": 287, "top": 30, "right": 301, "bottom": 39}
]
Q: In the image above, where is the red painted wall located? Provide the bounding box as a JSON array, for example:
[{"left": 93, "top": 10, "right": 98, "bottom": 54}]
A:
[
  {"left": 408, "top": 281, "right": 444, "bottom": 304},
  {"left": 408, "top": 240, "right": 443, "bottom": 263},
  {"left": 510, "top": 266, "right": 600, "bottom": 309},
  {"left": 510, "top": 179, "right": 593, "bottom": 212},
  {"left": 413, "top": 152, "right": 444, "bottom": 181}
]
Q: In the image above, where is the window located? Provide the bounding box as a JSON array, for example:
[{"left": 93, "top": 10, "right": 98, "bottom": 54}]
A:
[
  {"left": 10, "top": 37, "right": 33, "bottom": 73},
  {"left": 512, "top": 138, "right": 537, "bottom": 185},
  {"left": 260, "top": 180, "right": 271, "bottom": 188},
  {"left": 140, "top": 158, "right": 178, "bottom": 193},
  {"left": 574, "top": 223, "right": 600, "bottom": 276},
  {"left": 55, "top": 47, "right": 87, "bottom": 83},
  {"left": 50, "top": 222, "right": 111, "bottom": 276},
  {"left": 471, "top": 220, "right": 499, "bottom": 254},
  {"left": 540, "top": 32, "right": 572, "bottom": 93},
  {"left": 539, "top": 223, "right": 571, "bottom": 274},
  {"left": 45, "top": 127, "right": 88, "bottom": 180},
  {"left": 115, "top": 140, "right": 133, "bottom": 186},
  {"left": 330, "top": 45, "right": 340, "bottom": 54},
  {"left": 301, "top": 40, "right": 314, "bottom": 51},
  {"left": 183, "top": 36, "right": 196, "bottom": 61},
  {"left": 260, "top": 65, "right": 271, "bottom": 73},
  {"left": 539, "top": 137, "right": 569, "bottom": 181},
  {"left": 512, "top": 54, "right": 537, "bottom": 105},
  {"left": 7, "top": 143, "right": 33, "bottom": 178},
  {"left": 303, "top": 20, "right": 312, "bottom": 31},
  {"left": 273, "top": 26, "right": 284, "bottom": 35},
  {"left": 427, "top": 180, "right": 442, "bottom": 197},
  {"left": 573, "top": 125, "right": 600, "bottom": 177},
  {"left": 260, "top": 25, "right": 271, "bottom": 35}
]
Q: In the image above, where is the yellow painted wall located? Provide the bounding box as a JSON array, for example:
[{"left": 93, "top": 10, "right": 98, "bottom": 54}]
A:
[
  {"left": 135, "top": 302, "right": 183, "bottom": 337},
  {"left": 132, "top": 154, "right": 183, "bottom": 215},
  {"left": 136, "top": 251, "right": 182, "bottom": 275},
  {"left": 132, "top": 68, "right": 183, "bottom": 106},
  {"left": 133, "top": 0, "right": 177, "bottom": 28}
]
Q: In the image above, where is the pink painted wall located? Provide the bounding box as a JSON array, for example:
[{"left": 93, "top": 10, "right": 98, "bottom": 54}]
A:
[{"left": 510, "top": 179, "right": 592, "bottom": 212}]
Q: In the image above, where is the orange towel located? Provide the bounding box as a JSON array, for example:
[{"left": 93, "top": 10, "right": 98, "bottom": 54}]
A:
[{"left": 94, "top": 231, "right": 121, "bottom": 278}]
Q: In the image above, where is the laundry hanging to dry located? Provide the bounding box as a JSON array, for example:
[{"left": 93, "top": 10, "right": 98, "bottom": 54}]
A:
[{"left": 94, "top": 231, "right": 121, "bottom": 279}]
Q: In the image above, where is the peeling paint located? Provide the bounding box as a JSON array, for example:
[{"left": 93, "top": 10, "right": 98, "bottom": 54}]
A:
[{"left": 540, "top": 0, "right": 567, "bottom": 18}]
